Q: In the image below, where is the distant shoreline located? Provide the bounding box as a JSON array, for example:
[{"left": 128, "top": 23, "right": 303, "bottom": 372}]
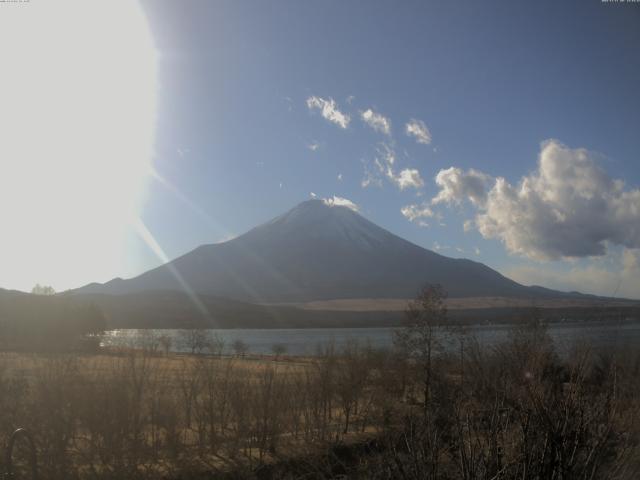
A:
[{"left": 266, "top": 296, "right": 640, "bottom": 312}]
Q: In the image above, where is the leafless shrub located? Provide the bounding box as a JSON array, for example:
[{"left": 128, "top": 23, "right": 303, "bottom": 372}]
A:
[{"left": 232, "top": 339, "right": 249, "bottom": 357}]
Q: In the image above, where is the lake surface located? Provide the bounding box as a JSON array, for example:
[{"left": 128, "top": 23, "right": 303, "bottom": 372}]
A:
[{"left": 102, "top": 321, "right": 640, "bottom": 356}]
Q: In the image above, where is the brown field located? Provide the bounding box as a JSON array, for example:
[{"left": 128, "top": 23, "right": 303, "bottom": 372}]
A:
[
  {"left": 0, "top": 345, "right": 402, "bottom": 479},
  {"left": 273, "top": 296, "right": 640, "bottom": 312},
  {"left": 1, "top": 319, "right": 639, "bottom": 479}
]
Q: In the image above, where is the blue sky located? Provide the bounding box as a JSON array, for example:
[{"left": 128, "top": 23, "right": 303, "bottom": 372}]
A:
[
  {"left": 135, "top": 0, "right": 640, "bottom": 298},
  {"left": 1, "top": 0, "right": 639, "bottom": 297}
]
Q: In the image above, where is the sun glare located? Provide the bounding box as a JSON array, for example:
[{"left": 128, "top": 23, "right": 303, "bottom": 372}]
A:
[{"left": 0, "top": 1, "right": 157, "bottom": 291}]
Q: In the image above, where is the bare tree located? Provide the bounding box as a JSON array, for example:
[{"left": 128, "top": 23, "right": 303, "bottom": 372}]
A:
[
  {"left": 158, "top": 334, "right": 172, "bottom": 356},
  {"left": 394, "top": 283, "right": 448, "bottom": 415},
  {"left": 271, "top": 343, "right": 287, "bottom": 360},
  {"left": 31, "top": 284, "right": 56, "bottom": 295},
  {"left": 206, "top": 333, "right": 226, "bottom": 356},
  {"left": 181, "top": 328, "right": 210, "bottom": 355},
  {"left": 232, "top": 338, "right": 249, "bottom": 357},
  {"left": 335, "top": 340, "right": 370, "bottom": 434}
]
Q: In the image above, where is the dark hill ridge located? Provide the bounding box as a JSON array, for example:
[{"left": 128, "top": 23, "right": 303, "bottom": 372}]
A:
[{"left": 74, "top": 200, "right": 590, "bottom": 302}]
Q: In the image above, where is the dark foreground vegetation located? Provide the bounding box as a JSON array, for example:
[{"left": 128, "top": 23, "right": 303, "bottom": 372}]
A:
[
  {"left": 0, "top": 286, "right": 638, "bottom": 479},
  {"left": 0, "top": 292, "right": 106, "bottom": 351}
]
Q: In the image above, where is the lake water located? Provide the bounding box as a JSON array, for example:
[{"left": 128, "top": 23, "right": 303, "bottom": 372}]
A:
[{"left": 102, "top": 321, "right": 640, "bottom": 356}]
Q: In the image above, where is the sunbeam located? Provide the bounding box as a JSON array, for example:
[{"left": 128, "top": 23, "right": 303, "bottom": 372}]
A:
[{"left": 133, "top": 218, "right": 213, "bottom": 323}]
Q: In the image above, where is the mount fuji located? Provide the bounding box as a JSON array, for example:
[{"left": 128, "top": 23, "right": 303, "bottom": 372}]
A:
[{"left": 75, "top": 199, "right": 571, "bottom": 303}]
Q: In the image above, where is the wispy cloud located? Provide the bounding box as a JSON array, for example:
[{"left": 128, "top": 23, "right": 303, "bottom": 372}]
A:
[
  {"left": 361, "top": 162, "right": 383, "bottom": 188},
  {"left": 377, "top": 142, "right": 396, "bottom": 166},
  {"left": 401, "top": 203, "right": 435, "bottom": 226},
  {"left": 463, "top": 220, "right": 474, "bottom": 232},
  {"left": 432, "top": 241, "right": 451, "bottom": 251},
  {"left": 363, "top": 143, "right": 424, "bottom": 191},
  {"left": 405, "top": 118, "right": 432, "bottom": 145},
  {"left": 306, "top": 96, "right": 350, "bottom": 129},
  {"left": 360, "top": 108, "right": 391, "bottom": 136},
  {"left": 337, "top": 173, "right": 343, "bottom": 181},
  {"left": 308, "top": 141, "right": 321, "bottom": 151},
  {"left": 283, "top": 96, "right": 293, "bottom": 112}
]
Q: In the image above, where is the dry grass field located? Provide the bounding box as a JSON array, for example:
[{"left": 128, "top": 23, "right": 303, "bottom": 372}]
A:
[
  {"left": 1, "top": 315, "right": 639, "bottom": 479},
  {"left": 0, "top": 344, "right": 403, "bottom": 479},
  {"left": 283, "top": 296, "right": 640, "bottom": 312}
]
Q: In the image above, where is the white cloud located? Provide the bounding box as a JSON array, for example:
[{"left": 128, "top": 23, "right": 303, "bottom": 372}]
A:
[
  {"left": 322, "top": 195, "right": 359, "bottom": 212},
  {"left": 401, "top": 203, "right": 435, "bottom": 224},
  {"left": 432, "top": 167, "right": 492, "bottom": 206},
  {"left": 391, "top": 168, "right": 424, "bottom": 190},
  {"left": 337, "top": 173, "right": 343, "bottom": 181},
  {"left": 306, "top": 96, "right": 350, "bottom": 129},
  {"left": 308, "top": 141, "right": 320, "bottom": 151},
  {"left": 310, "top": 192, "right": 317, "bottom": 198},
  {"left": 432, "top": 140, "right": 640, "bottom": 261},
  {"left": 405, "top": 118, "right": 432, "bottom": 145},
  {"left": 474, "top": 247, "right": 481, "bottom": 256},
  {"left": 360, "top": 109, "right": 391, "bottom": 135}
]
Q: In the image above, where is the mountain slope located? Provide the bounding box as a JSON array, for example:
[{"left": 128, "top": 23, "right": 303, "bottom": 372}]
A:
[{"left": 75, "top": 200, "right": 567, "bottom": 302}]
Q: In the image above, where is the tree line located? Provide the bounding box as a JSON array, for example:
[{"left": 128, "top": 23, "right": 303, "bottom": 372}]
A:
[{"left": 0, "top": 293, "right": 106, "bottom": 350}]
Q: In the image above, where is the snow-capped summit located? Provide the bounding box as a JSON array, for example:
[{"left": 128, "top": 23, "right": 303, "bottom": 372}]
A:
[{"left": 247, "top": 199, "right": 394, "bottom": 252}]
